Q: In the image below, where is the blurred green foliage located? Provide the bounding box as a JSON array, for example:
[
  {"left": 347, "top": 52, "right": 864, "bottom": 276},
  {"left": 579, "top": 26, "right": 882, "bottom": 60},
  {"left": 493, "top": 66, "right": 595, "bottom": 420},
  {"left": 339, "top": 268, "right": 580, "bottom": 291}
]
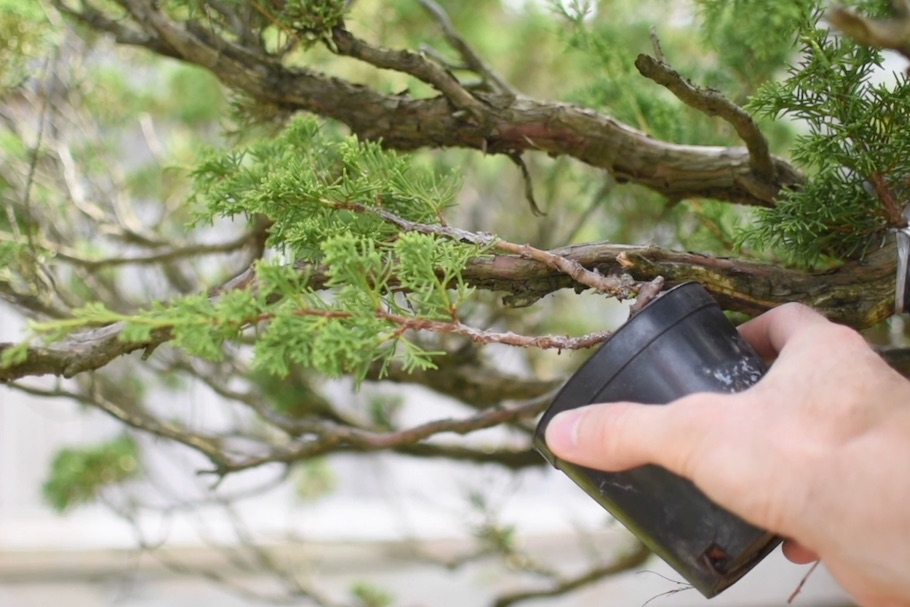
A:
[
  {"left": 351, "top": 581, "right": 395, "bottom": 607},
  {"left": 0, "top": 0, "right": 52, "bottom": 94},
  {"left": 42, "top": 435, "right": 141, "bottom": 512}
]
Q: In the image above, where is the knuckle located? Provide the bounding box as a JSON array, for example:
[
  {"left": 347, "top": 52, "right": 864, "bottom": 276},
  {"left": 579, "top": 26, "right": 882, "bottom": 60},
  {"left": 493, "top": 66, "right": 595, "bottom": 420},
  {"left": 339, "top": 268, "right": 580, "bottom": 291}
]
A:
[
  {"left": 820, "top": 322, "right": 866, "bottom": 349},
  {"left": 664, "top": 393, "right": 727, "bottom": 478},
  {"left": 778, "top": 301, "right": 812, "bottom": 316}
]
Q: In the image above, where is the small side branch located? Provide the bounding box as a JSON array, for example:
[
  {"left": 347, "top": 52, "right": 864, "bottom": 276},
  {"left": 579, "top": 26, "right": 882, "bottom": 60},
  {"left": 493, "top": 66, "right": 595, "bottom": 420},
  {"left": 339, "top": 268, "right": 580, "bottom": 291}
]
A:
[
  {"left": 508, "top": 152, "right": 545, "bottom": 216},
  {"left": 634, "top": 54, "right": 776, "bottom": 181},
  {"left": 277, "top": 306, "right": 612, "bottom": 351},
  {"left": 330, "top": 26, "right": 484, "bottom": 117},
  {"left": 492, "top": 541, "right": 651, "bottom": 607},
  {"left": 7, "top": 378, "right": 232, "bottom": 469},
  {"left": 376, "top": 309, "right": 612, "bottom": 349},
  {"left": 334, "top": 201, "right": 640, "bottom": 301},
  {"left": 416, "top": 0, "right": 518, "bottom": 96},
  {"left": 207, "top": 393, "right": 553, "bottom": 475}
]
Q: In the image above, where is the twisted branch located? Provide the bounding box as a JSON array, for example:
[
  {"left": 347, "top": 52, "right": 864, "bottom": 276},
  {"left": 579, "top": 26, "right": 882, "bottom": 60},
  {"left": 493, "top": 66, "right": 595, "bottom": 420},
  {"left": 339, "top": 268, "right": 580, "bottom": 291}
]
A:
[
  {"left": 54, "top": 0, "right": 804, "bottom": 208},
  {"left": 634, "top": 54, "right": 776, "bottom": 181}
]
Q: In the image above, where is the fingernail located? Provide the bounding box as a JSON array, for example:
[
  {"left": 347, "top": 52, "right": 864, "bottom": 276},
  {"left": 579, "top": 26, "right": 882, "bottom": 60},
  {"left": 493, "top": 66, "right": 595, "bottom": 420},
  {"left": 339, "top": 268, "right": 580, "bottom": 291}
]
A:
[{"left": 545, "top": 410, "right": 583, "bottom": 454}]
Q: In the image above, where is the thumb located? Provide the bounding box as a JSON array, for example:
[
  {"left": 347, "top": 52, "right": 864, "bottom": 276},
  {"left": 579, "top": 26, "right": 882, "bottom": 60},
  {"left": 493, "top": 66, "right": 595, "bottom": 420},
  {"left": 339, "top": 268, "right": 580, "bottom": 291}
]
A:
[{"left": 544, "top": 394, "right": 733, "bottom": 477}]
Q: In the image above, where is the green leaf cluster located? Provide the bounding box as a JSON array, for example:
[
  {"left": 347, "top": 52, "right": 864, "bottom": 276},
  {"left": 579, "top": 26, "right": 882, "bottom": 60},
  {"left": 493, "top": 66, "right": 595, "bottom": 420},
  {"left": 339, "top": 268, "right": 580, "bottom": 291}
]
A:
[
  {"left": 743, "top": 1, "right": 910, "bottom": 262},
  {"left": 293, "top": 457, "right": 336, "bottom": 501},
  {"left": 42, "top": 435, "right": 141, "bottom": 513},
  {"left": 248, "top": 230, "right": 480, "bottom": 382},
  {"left": 696, "top": 0, "right": 814, "bottom": 81},
  {"left": 193, "top": 116, "right": 458, "bottom": 261},
  {"left": 350, "top": 581, "right": 394, "bottom": 607},
  {"left": 0, "top": 0, "right": 52, "bottom": 95},
  {"left": 278, "top": 0, "right": 346, "bottom": 35},
  {"left": 26, "top": 118, "right": 484, "bottom": 380}
]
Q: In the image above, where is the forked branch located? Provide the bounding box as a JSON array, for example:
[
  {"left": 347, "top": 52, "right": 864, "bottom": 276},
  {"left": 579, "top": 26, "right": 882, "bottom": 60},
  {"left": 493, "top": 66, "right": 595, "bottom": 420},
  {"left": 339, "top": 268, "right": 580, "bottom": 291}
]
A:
[
  {"left": 53, "top": 0, "right": 804, "bottom": 207},
  {"left": 635, "top": 54, "right": 777, "bottom": 181}
]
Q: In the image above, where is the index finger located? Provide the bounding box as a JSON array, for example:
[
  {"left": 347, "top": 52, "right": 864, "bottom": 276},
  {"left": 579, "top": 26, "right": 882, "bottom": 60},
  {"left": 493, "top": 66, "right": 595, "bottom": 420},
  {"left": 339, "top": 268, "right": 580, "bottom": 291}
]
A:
[{"left": 737, "top": 302, "right": 829, "bottom": 360}]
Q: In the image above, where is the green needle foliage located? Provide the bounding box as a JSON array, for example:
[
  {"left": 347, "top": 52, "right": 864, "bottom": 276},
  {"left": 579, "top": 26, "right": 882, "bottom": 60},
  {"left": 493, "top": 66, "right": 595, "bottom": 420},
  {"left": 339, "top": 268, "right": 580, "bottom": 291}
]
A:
[
  {"left": 193, "top": 116, "right": 458, "bottom": 261},
  {"left": 0, "top": 0, "right": 51, "bottom": 94},
  {"left": 27, "top": 116, "right": 483, "bottom": 383},
  {"left": 742, "top": 1, "right": 910, "bottom": 263}
]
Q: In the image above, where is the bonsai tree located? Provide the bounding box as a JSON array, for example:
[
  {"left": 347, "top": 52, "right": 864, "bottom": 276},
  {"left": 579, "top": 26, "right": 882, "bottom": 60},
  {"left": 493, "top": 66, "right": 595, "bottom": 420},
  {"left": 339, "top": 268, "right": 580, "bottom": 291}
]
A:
[{"left": 1, "top": 0, "right": 908, "bottom": 604}]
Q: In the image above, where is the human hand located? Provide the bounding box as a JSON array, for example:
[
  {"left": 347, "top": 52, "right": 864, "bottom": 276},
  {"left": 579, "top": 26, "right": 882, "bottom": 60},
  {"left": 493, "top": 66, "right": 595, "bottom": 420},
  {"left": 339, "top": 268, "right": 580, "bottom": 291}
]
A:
[{"left": 545, "top": 303, "right": 910, "bottom": 607}]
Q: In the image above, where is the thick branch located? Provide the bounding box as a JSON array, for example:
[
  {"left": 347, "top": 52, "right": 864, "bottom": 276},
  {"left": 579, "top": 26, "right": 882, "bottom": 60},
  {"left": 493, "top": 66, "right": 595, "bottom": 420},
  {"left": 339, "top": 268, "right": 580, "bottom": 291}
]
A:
[
  {"left": 335, "top": 200, "right": 640, "bottom": 300},
  {"left": 0, "top": 241, "right": 898, "bottom": 383},
  {"left": 635, "top": 54, "right": 776, "bottom": 181},
  {"left": 71, "top": 0, "right": 803, "bottom": 207},
  {"left": 466, "top": 241, "right": 897, "bottom": 327},
  {"left": 330, "top": 27, "right": 485, "bottom": 117}
]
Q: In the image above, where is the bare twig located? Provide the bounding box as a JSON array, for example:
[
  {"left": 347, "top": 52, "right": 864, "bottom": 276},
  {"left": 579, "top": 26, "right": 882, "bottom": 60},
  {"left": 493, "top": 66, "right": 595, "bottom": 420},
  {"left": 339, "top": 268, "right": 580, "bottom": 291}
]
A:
[
  {"left": 0, "top": 229, "right": 262, "bottom": 269},
  {"left": 110, "top": 500, "right": 345, "bottom": 607},
  {"left": 5, "top": 378, "right": 233, "bottom": 468},
  {"left": 788, "top": 561, "right": 820, "bottom": 603},
  {"left": 160, "top": 351, "right": 547, "bottom": 469},
  {"left": 330, "top": 26, "right": 485, "bottom": 117},
  {"left": 377, "top": 309, "right": 612, "bottom": 349},
  {"left": 634, "top": 54, "right": 777, "bottom": 181},
  {"left": 492, "top": 541, "right": 651, "bottom": 607},
  {"left": 628, "top": 276, "right": 666, "bottom": 315},
  {"left": 649, "top": 26, "right": 665, "bottom": 62},
  {"left": 204, "top": 390, "right": 556, "bottom": 475},
  {"left": 22, "top": 56, "right": 55, "bottom": 244},
  {"left": 508, "top": 152, "right": 546, "bottom": 216},
  {"left": 416, "top": 0, "right": 519, "bottom": 96},
  {"left": 374, "top": 358, "right": 561, "bottom": 407}
]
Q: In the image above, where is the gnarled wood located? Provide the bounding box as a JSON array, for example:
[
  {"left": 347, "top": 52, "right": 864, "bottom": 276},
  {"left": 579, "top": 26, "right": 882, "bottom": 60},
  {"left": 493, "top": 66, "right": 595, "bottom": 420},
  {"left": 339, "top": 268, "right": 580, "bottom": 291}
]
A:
[{"left": 57, "top": 0, "right": 804, "bottom": 208}]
